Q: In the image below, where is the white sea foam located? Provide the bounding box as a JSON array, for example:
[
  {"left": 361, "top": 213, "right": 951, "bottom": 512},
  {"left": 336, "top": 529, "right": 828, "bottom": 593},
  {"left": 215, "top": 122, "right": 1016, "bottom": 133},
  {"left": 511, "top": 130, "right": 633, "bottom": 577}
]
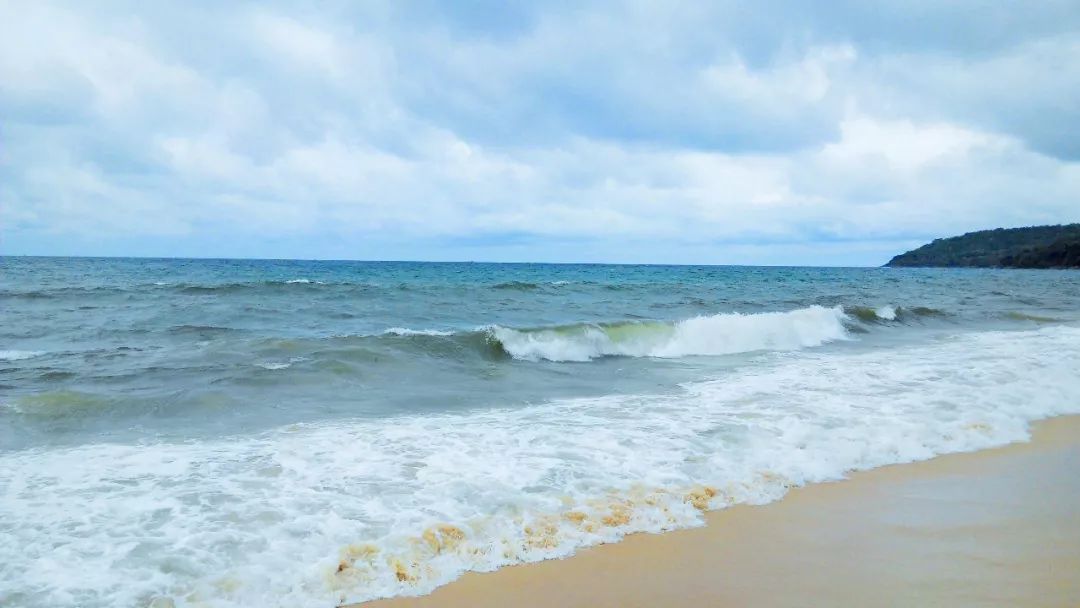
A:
[
  {"left": 382, "top": 327, "right": 456, "bottom": 336},
  {"left": 0, "top": 350, "right": 45, "bottom": 361},
  {"left": 257, "top": 362, "right": 293, "bottom": 370},
  {"left": 492, "top": 305, "right": 850, "bottom": 362},
  {"left": 2, "top": 326, "right": 1079, "bottom": 607},
  {"left": 256, "top": 357, "right": 308, "bottom": 370},
  {"left": 875, "top": 305, "right": 898, "bottom": 321}
]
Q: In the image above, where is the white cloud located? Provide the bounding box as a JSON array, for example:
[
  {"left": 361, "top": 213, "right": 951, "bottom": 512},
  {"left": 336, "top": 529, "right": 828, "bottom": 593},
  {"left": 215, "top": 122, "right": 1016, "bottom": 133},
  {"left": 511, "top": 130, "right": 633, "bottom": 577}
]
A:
[{"left": 819, "top": 114, "right": 1003, "bottom": 173}]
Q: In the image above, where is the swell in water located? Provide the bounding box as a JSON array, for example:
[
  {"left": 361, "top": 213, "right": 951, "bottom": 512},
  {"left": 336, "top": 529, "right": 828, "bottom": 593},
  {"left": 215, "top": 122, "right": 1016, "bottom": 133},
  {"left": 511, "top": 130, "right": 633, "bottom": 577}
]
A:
[
  {"left": 339, "top": 305, "right": 942, "bottom": 363},
  {"left": 3, "top": 325, "right": 1079, "bottom": 607},
  {"left": 0, "top": 276, "right": 581, "bottom": 300},
  {"left": 3, "top": 305, "right": 947, "bottom": 426},
  {"left": 487, "top": 305, "right": 851, "bottom": 361}
]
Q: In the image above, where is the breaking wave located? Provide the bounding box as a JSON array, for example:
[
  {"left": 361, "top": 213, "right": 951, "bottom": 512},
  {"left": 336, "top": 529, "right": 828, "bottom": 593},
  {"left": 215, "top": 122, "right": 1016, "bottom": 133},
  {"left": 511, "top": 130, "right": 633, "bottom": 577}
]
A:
[
  {"left": 842, "top": 305, "right": 945, "bottom": 323},
  {"left": 489, "top": 305, "right": 850, "bottom": 362},
  {"left": 268, "top": 304, "right": 966, "bottom": 364}
]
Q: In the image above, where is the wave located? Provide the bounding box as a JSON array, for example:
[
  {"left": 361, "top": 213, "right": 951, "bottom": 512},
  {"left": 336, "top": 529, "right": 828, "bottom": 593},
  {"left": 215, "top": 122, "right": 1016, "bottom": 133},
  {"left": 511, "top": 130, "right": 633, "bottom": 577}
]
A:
[
  {"left": 0, "top": 350, "right": 45, "bottom": 361},
  {"left": 843, "top": 305, "right": 945, "bottom": 323},
  {"left": 2, "top": 277, "right": 346, "bottom": 299},
  {"left": 256, "top": 361, "right": 293, "bottom": 370},
  {"left": 4, "top": 326, "right": 1077, "bottom": 607},
  {"left": 489, "top": 306, "right": 850, "bottom": 362},
  {"left": 875, "top": 305, "right": 897, "bottom": 321},
  {"left": 3, "top": 390, "right": 112, "bottom": 417},
  {"left": 381, "top": 327, "right": 456, "bottom": 337},
  {"left": 254, "top": 356, "right": 309, "bottom": 371},
  {"left": 167, "top": 324, "right": 242, "bottom": 335},
  {"left": 327, "top": 305, "right": 852, "bottom": 363},
  {"left": 0, "top": 304, "right": 946, "bottom": 381},
  {"left": 263, "top": 304, "right": 947, "bottom": 365},
  {"left": 491, "top": 280, "right": 578, "bottom": 290},
  {"left": 491, "top": 281, "right": 541, "bottom": 291},
  {"left": 0, "top": 285, "right": 124, "bottom": 300},
  {"left": 178, "top": 280, "right": 331, "bottom": 294},
  {"left": 1003, "top": 311, "right": 1064, "bottom": 323}
]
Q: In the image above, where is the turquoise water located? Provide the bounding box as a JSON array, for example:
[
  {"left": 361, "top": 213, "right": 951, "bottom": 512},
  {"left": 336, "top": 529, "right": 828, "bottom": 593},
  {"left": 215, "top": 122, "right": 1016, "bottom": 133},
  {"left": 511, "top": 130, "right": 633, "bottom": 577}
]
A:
[{"left": 2, "top": 257, "right": 1079, "bottom": 607}]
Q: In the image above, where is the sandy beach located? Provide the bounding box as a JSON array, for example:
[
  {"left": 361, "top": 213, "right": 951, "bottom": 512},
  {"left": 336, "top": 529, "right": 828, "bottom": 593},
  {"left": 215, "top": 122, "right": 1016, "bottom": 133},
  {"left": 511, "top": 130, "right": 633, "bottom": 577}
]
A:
[{"left": 363, "top": 415, "right": 1080, "bottom": 608}]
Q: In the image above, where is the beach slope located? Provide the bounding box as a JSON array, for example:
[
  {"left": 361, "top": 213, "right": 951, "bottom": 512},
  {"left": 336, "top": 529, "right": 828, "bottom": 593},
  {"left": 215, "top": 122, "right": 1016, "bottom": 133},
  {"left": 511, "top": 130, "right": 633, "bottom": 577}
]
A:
[{"left": 363, "top": 416, "right": 1080, "bottom": 607}]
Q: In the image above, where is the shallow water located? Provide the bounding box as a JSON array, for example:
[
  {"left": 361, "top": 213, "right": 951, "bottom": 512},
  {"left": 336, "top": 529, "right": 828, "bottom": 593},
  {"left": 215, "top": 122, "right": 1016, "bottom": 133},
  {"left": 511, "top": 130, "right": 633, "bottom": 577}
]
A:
[{"left": 2, "top": 257, "right": 1079, "bottom": 607}]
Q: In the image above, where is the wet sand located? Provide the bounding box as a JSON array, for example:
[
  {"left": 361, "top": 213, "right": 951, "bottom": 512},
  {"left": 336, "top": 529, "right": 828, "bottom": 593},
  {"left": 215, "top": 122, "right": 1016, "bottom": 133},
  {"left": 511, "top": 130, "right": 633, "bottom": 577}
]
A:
[{"left": 362, "top": 415, "right": 1080, "bottom": 608}]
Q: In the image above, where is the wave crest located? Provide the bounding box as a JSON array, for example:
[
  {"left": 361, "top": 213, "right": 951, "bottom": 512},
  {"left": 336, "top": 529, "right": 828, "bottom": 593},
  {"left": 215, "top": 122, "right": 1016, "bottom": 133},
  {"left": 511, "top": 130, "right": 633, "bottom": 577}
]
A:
[
  {"left": 490, "top": 306, "right": 850, "bottom": 362},
  {"left": 0, "top": 350, "right": 45, "bottom": 361}
]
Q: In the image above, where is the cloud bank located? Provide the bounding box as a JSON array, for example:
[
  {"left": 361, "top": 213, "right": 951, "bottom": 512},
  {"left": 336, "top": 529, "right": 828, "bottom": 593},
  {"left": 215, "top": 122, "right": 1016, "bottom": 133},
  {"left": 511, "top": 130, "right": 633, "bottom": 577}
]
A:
[{"left": 2, "top": 1, "right": 1078, "bottom": 264}]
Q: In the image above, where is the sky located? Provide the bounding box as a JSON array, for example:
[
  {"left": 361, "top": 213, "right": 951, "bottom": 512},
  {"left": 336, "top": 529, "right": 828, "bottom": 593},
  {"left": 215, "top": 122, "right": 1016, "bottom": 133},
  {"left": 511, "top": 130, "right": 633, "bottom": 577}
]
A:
[{"left": 1, "top": 1, "right": 1079, "bottom": 266}]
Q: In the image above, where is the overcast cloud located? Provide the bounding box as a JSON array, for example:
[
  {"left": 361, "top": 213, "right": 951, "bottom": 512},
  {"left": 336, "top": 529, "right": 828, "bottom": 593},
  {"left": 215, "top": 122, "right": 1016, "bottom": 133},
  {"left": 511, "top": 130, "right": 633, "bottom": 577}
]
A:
[{"left": 2, "top": 1, "right": 1078, "bottom": 264}]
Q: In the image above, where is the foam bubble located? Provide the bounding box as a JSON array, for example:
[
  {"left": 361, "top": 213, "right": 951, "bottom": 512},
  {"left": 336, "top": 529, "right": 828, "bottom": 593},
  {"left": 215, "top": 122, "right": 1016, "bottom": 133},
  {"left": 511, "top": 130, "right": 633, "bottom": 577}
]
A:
[
  {"left": 0, "top": 350, "right": 45, "bottom": 361},
  {"left": 2, "top": 326, "right": 1079, "bottom": 607}
]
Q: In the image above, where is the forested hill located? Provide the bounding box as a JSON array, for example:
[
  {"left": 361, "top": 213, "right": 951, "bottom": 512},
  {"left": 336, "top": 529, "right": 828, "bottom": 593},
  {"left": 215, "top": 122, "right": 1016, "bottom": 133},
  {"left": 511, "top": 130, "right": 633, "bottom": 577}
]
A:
[{"left": 885, "top": 224, "right": 1080, "bottom": 268}]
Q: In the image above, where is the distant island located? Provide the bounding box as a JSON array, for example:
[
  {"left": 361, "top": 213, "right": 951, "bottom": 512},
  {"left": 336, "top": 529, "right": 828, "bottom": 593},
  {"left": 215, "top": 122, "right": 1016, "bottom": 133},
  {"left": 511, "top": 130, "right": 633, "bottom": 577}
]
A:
[{"left": 885, "top": 224, "right": 1080, "bottom": 268}]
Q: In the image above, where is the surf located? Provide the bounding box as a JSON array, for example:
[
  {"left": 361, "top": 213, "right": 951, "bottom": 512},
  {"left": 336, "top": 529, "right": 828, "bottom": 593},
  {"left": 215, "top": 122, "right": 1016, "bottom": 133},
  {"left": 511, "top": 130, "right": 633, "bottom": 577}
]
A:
[
  {"left": 488, "top": 305, "right": 851, "bottom": 362},
  {"left": 4, "top": 326, "right": 1078, "bottom": 607}
]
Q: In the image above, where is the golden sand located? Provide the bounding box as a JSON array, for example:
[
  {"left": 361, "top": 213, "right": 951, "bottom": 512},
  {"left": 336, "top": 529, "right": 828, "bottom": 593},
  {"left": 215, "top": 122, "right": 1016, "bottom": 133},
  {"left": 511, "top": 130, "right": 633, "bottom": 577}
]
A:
[{"left": 359, "top": 416, "right": 1080, "bottom": 608}]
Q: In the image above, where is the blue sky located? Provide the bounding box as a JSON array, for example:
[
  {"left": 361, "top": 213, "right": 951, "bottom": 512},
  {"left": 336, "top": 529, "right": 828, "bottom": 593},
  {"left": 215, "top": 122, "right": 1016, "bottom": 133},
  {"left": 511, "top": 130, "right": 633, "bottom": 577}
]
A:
[{"left": 2, "top": 1, "right": 1078, "bottom": 265}]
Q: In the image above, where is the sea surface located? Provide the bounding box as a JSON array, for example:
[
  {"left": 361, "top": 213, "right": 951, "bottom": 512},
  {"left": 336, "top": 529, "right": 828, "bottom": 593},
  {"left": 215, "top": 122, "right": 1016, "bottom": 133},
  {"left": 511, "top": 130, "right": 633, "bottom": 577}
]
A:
[{"left": 2, "top": 257, "right": 1079, "bottom": 607}]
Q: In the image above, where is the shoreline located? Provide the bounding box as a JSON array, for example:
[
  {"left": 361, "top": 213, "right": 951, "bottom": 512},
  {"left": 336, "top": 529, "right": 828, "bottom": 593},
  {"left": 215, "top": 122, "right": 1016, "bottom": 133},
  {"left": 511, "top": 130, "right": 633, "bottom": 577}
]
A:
[{"left": 360, "top": 415, "right": 1080, "bottom": 607}]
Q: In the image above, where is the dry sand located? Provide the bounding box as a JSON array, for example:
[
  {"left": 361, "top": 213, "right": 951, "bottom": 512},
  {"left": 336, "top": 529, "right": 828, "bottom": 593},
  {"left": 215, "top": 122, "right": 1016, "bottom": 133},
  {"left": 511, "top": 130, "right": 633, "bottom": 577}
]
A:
[{"left": 361, "top": 415, "right": 1080, "bottom": 608}]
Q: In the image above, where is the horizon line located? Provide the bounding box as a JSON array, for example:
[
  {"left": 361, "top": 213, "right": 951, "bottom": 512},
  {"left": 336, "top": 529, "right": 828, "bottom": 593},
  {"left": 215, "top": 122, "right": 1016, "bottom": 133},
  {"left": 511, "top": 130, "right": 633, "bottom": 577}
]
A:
[{"left": 0, "top": 253, "right": 887, "bottom": 269}]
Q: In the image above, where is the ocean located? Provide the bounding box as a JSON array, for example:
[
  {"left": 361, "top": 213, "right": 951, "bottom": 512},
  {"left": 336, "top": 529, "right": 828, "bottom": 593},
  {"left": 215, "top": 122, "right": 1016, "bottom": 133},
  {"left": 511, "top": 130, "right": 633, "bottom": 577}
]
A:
[{"left": 2, "top": 257, "right": 1079, "bottom": 607}]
